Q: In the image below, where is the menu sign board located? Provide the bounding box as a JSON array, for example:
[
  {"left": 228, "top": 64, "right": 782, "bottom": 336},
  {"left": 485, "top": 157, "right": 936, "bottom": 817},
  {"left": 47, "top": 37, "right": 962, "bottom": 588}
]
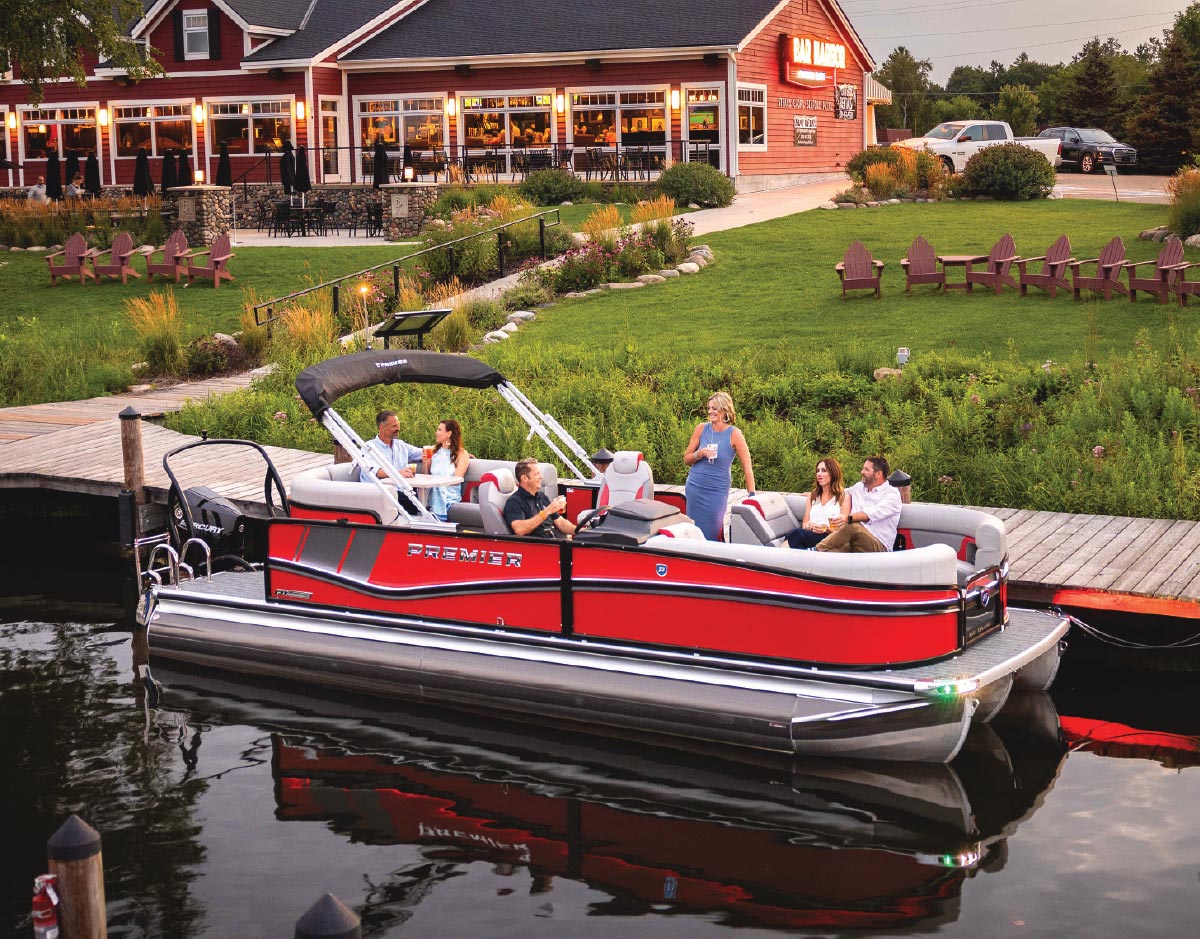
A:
[
  {"left": 778, "top": 32, "right": 847, "bottom": 88},
  {"left": 834, "top": 84, "right": 858, "bottom": 121},
  {"left": 793, "top": 115, "right": 817, "bottom": 146}
]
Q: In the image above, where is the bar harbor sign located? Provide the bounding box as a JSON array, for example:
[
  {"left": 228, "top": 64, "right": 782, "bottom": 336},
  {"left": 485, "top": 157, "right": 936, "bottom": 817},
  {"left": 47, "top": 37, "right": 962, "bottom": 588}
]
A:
[{"left": 778, "top": 32, "right": 847, "bottom": 88}]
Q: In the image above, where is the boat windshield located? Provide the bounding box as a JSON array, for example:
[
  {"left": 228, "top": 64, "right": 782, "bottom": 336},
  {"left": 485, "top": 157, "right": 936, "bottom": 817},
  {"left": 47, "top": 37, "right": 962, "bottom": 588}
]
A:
[{"left": 924, "top": 123, "right": 965, "bottom": 140}]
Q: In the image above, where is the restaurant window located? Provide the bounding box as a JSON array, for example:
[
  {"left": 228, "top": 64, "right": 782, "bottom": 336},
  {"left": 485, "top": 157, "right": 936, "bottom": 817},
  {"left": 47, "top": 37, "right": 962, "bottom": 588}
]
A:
[
  {"left": 208, "top": 100, "right": 292, "bottom": 155},
  {"left": 619, "top": 91, "right": 665, "bottom": 145},
  {"left": 20, "top": 107, "right": 97, "bottom": 159},
  {"left": 113, "top": 104, "right": 193, "bottom": 158},
  {"left": 737, "top": 85, "right": 766, "bottom": 148},
  {"left": 358, "top": 97, "right": 444, "bottom": 150},
  {"left": 684, "top": 87, "right": 722, "bottom": 167},
  {"left": 570, "top": 90, "right": 665, "bottom": 147},
  {"left": 183, "top": 12, "right": 209, "bottom": 60},
  {"left": 461, "top": 93, "right": 553, "bottom": 148}
]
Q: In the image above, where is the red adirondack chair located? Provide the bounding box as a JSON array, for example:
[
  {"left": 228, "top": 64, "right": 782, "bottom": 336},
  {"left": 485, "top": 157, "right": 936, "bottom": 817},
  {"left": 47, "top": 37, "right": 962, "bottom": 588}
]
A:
[
  {"left": 146, "top": 230, "right": 189, "bottom": 283},
  {"left": 1172, "top": 263, "right": 1200, "bottom": 307},
  {"left": 964, "top": 234, "right": 1019, "bottom": 296},
  {"left": 1124, "top": 236, "right": 1184, "bottom": 304},
  {"left": 45, "top": 232, "right": 95, "bottom": 285},
  {"left": 1068, "top": 236, "right": 1128, "bottom": 301},
  {"left": 183, "top": 232, "right": 236, "bottom": 289},
  {"left": 900, "top": 235, "right": 945, "bottom": 292},
  {"left": 1017, "top": 235, "right": 1074, "bottom": 298},
  {"left": 89, "top": 231, "right": 141, "bottom": 284},
  {"left": 835, "top": 241, "right": 884, "bottom": 299}
]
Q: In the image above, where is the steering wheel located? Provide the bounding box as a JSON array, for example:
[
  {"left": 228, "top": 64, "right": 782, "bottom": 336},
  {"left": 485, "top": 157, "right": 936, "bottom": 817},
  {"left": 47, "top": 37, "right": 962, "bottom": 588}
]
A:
[{"left": 576, "top": 507, "right": 609, "bottom": 534}]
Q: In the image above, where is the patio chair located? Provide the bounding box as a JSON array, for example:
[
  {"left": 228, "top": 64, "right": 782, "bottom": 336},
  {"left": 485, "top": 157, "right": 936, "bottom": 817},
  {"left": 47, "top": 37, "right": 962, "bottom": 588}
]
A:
[
  {"left": 89, "top": 231, "right": 141, "bottom": 284},
  {"left": 964, "top": 233, "right": 1019, "bottom": 295},
  {"left": 835, "top": 241, "right": 884, "bottom": 299},
  {"left": 366, "top": 204, "right": 384, "bottom": 237},
  {"left": 182, "top": 232, "right": 236, "bottom": 289},
  {"left": 145, "top": 230, "right": 189, "bottom": 283},
  {"left": 1172, "top": 263, "right": 1200, "bottom": 307},
  {"left": 1124, "top": 236, "right": 1184, "bottom": 304},
  {"left": 269, "top": 201, "right": 294, "bottom": 238},
  {"left": 1017, "top": 235, "right": 1074, "bottom": 298},
  {"left": 900, "top": 235, "right": 945, "bottom": 292},
  {"left": 1068, "top": 236, "right": 1128, "bottom": 301},
  {"left": 45, "top": 232, "right": 96, "bottom": 285}
]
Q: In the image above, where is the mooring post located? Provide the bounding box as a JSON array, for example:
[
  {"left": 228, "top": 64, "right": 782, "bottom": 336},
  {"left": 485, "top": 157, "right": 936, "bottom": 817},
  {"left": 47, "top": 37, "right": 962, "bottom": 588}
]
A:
[
  {"left": 119, "top": 407, "right": 145, "bottom": 505},
  {"left": 47, "top": 815, "right": 107, "bottom": 939},
  {"left": 888, "top": 469, "right": 913, "bottom": 504},
  {"left": 295, "top": 893, "right": 361, "bottom": 939}
]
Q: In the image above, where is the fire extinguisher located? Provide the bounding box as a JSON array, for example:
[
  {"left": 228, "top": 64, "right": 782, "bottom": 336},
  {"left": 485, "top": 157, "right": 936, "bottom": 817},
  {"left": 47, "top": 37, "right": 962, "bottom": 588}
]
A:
[{"left": 31, "top": 873, "right": 60, "bottom": 939}]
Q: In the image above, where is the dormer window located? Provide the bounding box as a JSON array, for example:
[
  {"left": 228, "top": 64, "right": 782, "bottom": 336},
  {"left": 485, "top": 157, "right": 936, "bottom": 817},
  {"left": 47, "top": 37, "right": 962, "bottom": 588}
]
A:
[{"left": 183, "top": 11, "right": 210, "bottom": 60}]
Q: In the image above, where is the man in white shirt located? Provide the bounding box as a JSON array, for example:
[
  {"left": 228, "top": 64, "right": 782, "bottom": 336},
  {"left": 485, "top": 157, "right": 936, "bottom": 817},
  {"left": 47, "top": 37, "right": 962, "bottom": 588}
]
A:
[
  {"left": 27, "top": 176, "right": 47, "bottom": 203},
  {"left": 815, "top": 456, "right": 902, "bottom": 553},
  {"left": 359, "top": 410, "right": 421, "bottom": 483}
]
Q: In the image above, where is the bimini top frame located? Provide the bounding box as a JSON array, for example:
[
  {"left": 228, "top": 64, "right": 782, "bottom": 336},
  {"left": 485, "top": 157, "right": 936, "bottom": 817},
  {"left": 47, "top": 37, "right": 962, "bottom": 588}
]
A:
[{"left": 295, "top": 350, "right": 600, "bottom": 526}]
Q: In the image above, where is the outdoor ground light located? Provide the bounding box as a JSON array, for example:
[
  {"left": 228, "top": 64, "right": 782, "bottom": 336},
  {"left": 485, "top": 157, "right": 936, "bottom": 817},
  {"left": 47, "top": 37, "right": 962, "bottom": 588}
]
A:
[
  {"left": 897, "top": 347, "right": 910, "bottom": 367},
  {"left": 194, "top": 169, "right": 205, "bottom": 184},
  {"left": 403, "top": 164, "right": 414, "bottom": 182}
]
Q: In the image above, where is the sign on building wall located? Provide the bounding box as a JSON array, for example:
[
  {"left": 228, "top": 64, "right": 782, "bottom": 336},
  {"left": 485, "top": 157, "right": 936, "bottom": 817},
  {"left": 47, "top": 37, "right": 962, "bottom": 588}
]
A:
[
  {"left": 391, "top": 193, "right": 411, "bottom": 217},
  {"left": 793, "top": 115, "right": 818, "bottom": 146},
  {"left": 177, "top": 198, "right": 196, "bottom": 222},
  {"left": 834, "top": 84, "right": 858, "bottom": 121},
  {"left": 778, "top": 32, "right": 848, "bottom": 89}
]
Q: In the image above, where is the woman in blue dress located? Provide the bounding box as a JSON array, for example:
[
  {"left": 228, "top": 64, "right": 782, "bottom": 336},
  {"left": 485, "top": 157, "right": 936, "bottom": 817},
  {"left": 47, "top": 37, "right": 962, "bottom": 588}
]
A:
[
  {"left": 427, "top": 419, "right": 469, "bottom": 521},
  {"left": 683, "top": 392, "right": 756, "bottom": 540}
]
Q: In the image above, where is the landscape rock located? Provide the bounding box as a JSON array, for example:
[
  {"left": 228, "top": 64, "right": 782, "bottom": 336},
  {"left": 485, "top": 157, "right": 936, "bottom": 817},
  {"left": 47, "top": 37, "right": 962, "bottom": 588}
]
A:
[
  {"left": 685, "top": 254, "right": 707, "bottom": 267},
  {"left": 560, "top": 200, "right": 573, "bottom": 206},
  {"left": 975, "top": 195, "right": 993, "bottom": 201},
  {"left": 128, "top": 384, "right": 154, "bottom": 394},
  {"left": 482, "top": 330, "right": 509, "bottom": 342},
  {"left": 10, "top": 246, "right": 23, "bottom": 251},
  {"left": 636, "top": 274, "right": 667, "bottom": 284},
  {"left": 676, "top": 262, "right": 701, "bottom": 274},
  {"left": 584, "top": 288, "right": 604, "bottom": 294},
  {"left": 819, "top": 203, "right": 837, "bottom": 209},
  {"left": 507, "top": 310, "right": 536, "bottom": 322},
  {"left": 867, "top": 201, "right": 880, "bottom": 208},
  {"left": 563, "top": 291, "right": 589, "bottom": 298},
  {"left": 1185, "top": 234, "right": 1200, "bottom": 249},
  {"left": 873, "top": 367, "right": 903, "bottom": 382},
  {"left": 887, "top": 199, "right": 902, "bottom": 205},
  {"left": 1152, "top": 229, "right": 1171, "bottom": 243},
  {"left": 691, "top": 245, "right": 713, "bottom": 257},
  {"left": 27, "top": 245, "right": 47, "bottom": 252},
  {"left": 605, "top": 281, "right": 645, "bottom": 289},
  {"left": 1140, "top": 226, "right": 1168, "bottom": 240},
  {"left": 658, "top": 269, "right": 681, "bottom": 278},
  {"left": 211, "top": 332, "right": 240, "bottom": 353},
  {"left": 500, "top": 321, "right": 519, "bottom": 333},
  {"left": 571, "top": 232, "right": 588, "bottom": 245},
  {"left": 836, "top": 202, "right": 856, "bottom": 209},
  {"left": 688, "top": 203, "right": 701, "bottom": 210}
]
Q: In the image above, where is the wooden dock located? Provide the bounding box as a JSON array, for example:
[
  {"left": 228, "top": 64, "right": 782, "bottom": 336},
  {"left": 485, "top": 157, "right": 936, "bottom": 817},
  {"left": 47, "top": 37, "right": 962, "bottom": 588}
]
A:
[{"left": 2, "top": 417, "right": 1200, "bottom": 619}]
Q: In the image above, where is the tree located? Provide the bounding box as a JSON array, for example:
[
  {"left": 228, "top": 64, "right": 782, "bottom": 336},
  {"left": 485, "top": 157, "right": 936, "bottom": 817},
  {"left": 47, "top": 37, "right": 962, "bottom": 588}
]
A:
[
  {"left": 0, "top": 1, "right": 162, "bottom": 103},
  {"left": 1003, "top": 53, "right": 1059, "bottom": 92},
  {"left": 945, "top": 65, "right": 995, "bottom": 97},
  {"left": 929, "top": 94, "right": 987, "bottom": 125},
  {"left": 1059, "top": 38, "right": 1123, "bottom": 130},
  {"left": 1127, "top": 30, "right": 1200, "bottom": 172},
  {"left": 874, "top": 46, "right": 934, "bottom": 135},
  {"left": 991, "top": 84, "right": 1039, "bottom": 137}
]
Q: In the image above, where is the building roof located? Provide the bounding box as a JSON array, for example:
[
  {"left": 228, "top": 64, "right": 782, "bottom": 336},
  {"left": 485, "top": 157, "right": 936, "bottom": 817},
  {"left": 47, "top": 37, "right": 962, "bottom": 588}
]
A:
[
  {"left": 242, "top": 0, "right": 402, "bottom": 62},
  {"left": 227, "top": 0, "right": 315, "bottom": 32},
  {"left": 342, "top": 0, "right": 785, "bottom": 61}
]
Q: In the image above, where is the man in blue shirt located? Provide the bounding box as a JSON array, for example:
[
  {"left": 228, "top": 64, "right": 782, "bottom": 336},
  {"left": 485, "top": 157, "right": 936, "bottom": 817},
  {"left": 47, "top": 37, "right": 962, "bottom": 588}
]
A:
[{"left": 359, "top": 410, "right": 422, "bottom": 483}]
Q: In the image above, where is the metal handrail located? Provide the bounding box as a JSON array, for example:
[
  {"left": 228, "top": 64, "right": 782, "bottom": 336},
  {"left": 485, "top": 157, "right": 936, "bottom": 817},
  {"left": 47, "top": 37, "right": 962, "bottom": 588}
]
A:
[{"left": 253, "top": 208, "right": 562, "bottom": 326}]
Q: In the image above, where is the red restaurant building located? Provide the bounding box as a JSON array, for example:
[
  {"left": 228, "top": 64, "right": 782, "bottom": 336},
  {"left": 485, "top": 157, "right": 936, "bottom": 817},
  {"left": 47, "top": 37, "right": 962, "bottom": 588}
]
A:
[{"left": 1, "top": 0, "right": 889, "bottom": 193}]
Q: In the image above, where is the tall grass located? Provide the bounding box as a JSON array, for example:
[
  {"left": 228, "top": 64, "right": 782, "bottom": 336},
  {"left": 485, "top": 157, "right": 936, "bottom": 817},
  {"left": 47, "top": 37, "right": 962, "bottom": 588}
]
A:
[
  {"left": 631, "top": 195, "right": 676, "bottom": 225},
  {"left": 1166, "top": 167, "right": 1200, "bottom": 239},
  {"left": 581, "top": 204, "right": 621, "bottom": 246},
  {"left": 126, "top": 290, "right": 185, "bottom": 376}
]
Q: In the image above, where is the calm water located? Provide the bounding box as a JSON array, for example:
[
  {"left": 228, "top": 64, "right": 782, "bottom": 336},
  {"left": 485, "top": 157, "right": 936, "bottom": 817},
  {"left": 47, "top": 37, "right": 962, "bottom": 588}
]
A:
[{"left": 3, "top": 616, "right": 1199, "bottom": 939}]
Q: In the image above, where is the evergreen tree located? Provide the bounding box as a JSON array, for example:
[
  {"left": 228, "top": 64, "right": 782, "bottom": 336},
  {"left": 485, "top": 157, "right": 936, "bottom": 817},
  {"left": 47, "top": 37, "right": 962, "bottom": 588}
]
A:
[
  {"left": 1061, "top": 39, "right": 1123, "bottom": 130},
  {"left": 1127, "top": 30, "right": 1199, "bottom": 172}
]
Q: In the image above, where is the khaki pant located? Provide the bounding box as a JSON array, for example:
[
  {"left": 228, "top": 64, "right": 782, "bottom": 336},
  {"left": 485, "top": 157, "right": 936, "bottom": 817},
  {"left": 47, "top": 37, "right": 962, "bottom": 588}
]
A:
[{"left": 813, "top": 521, "right": 887, "bottom": 553}]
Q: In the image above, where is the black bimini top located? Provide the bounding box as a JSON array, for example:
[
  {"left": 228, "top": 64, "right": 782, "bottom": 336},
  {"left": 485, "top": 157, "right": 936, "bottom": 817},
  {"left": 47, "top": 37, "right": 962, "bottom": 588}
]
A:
[{"left": 296, "top": 350, "right": 506, "bottom": 417}]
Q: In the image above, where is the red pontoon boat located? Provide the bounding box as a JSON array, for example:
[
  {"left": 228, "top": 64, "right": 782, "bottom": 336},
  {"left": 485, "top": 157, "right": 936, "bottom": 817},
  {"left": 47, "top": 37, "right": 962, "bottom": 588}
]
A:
[{"left": 142, "top": 350, "right": 1069, "bottom": 763}]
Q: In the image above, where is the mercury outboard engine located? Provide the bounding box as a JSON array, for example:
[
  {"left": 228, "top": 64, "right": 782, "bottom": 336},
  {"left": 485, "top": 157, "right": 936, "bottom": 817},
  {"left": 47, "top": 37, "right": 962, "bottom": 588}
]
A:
[{"left": 168, "top": 485, "right": 248, "bottom": 556}]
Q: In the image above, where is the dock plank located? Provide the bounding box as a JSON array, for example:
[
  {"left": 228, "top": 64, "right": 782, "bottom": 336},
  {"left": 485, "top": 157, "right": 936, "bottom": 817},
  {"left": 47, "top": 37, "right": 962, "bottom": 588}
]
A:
[
  {"left": 1109, "top": 519, "right": 1200, "bottom": 595},
  {"left": 1048, "top": 516, "right": 1158, "bottom": 588}
]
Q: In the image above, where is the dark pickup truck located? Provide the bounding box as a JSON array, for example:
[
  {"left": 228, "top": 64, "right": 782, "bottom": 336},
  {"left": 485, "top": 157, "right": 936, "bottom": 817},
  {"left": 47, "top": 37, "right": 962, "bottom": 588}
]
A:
[{"left": 1037, "top": 127, "right": 1137, "bottom": 173}]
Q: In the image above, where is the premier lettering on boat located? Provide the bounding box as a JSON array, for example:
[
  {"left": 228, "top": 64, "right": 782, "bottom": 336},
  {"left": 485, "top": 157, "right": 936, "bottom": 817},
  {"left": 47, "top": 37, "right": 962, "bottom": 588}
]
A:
[{"left": 408, "top": 542, "right": 523, "bottom": 567}]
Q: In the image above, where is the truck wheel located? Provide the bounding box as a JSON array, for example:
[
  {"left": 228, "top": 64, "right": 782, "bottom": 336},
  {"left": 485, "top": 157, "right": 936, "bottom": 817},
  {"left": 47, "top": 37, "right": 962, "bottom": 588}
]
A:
[
  {"left": 1080, "top": 153, "right": 1095, "bottom": 174},
  {"left": 941, "top": 157, "right": 955, "bottom": 175}
]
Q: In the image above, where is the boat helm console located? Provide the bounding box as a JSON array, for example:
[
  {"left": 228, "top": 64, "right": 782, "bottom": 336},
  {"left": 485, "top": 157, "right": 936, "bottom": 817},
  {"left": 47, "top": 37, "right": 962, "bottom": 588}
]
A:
[{"left": 574, "top": 498, "right": 693, "bottom": 546}]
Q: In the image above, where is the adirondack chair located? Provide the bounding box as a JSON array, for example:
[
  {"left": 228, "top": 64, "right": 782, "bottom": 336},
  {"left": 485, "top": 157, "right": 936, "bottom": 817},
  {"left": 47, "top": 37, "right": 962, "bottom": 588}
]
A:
[
  {"left": 1017, "top": 235, "right": 1074, "bottom": 298},
  {"left": 834, "top": 241, "right": 884, "bottom": 298},
  {"left": 45, "top": 233, "right": 95, "bottom": 285},
  {"left": 1124, "top": 236, "right": 1184, "bottom": 304},
  {"left": 183, "top": 232, "right": 236, "bottom": 289},
  {"left": 964, "top": 233, "right": 1019, "bottom": 295},
  {"left": 1172, "top": 263, "right": 1200, "bottom": 307},
  {"left": 899, "top": 235, "right": 944, "bottom": 292},
  {"left": 146, "top": 230, "right": 189, "bottom": 283},
  {"left": 89, "top": 231, "right": 141, "bottom": 284},
  {"left": 1068, "top": 236, "right": 1128, "bottom": 301}
]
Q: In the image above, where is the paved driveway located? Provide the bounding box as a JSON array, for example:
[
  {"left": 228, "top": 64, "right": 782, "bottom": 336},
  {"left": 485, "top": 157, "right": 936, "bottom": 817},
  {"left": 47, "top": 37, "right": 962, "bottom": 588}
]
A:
[{"left": 1053, "top": 172, "right": 1170, "bottom": 204}]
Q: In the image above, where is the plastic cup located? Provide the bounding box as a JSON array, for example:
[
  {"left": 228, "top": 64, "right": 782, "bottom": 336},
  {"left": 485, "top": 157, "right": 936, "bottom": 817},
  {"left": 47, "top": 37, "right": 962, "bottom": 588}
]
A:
[
  {"left": 423, "top": 445, "right": 435, "bottom": 461},
  {"left": 705, "top": 444, "right": 717, "bottom": 463}
]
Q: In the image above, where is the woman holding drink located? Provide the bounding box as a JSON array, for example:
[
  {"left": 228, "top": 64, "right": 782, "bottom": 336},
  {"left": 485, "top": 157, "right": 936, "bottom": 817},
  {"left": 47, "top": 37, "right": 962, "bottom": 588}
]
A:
[
  {"left": 424, "top": 419, "right": 469, "bottom": 521},
  {"left": 683, "top": 392, "right": 755, "bottom": 541},
  {"left": 787, "top": 458, "right": 851, "bottom": 549}
]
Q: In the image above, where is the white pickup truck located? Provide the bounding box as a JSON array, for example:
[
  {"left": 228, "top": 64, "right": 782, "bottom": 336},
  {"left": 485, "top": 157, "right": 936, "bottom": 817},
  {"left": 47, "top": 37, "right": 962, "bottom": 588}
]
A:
[{"left": 893, "top": 121, "right": 1061, "bottom": 174}]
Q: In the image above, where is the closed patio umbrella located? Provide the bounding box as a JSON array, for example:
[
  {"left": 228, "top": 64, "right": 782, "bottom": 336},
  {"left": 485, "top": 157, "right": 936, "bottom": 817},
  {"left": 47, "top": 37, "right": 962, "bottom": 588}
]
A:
[
  {"left": 177, "top": 149, "right": 194, "bottom": 186},
  {"left": 63, "top": 151, "right": 80, "bottom": 190},
  {"left": 293, "top": 145, "right": 311, "bottom": 205},
  {"left": 279, "top": 140, "right": 295, "bottom": 196},
  {"left": 161, "top": 149, "right": 178, "bottom": 191},
  {"left": 215, "top": 142, "right": 232, "bottom": 187},
  {"left": 45, "top": 151, "right": 63, "bottom": 200},
  {"left": 84, "top": 152, "right": 102, "bottom": 196},
  {"left": 372, "top": 140, "right": 389, "bottom": 189},
  {"left": 133, "top": 148, "right": 153, "bottom": 196}
]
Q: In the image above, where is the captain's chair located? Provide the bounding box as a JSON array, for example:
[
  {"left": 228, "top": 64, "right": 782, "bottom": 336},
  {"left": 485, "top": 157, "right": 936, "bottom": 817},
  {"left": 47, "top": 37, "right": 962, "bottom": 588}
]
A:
[
  {"left": 728, "top": 492, "right": 803, "bottom": 548},
  {"left": 478, "top": 468, "right": 518, "bottom": 536},
  {"left": 599, "top": 451, "right": 654, "bottom": 506}
]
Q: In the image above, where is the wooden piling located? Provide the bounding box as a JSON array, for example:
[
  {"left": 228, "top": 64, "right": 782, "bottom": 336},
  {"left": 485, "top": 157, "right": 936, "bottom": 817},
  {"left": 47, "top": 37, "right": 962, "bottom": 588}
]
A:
[
  {"left": 47, "top": 815, "right": 107, "bottom": 939},
  {"left": 119, "top": 407, "right": 145, "bottom": 505},
  {"left": 295, "top": 893, "right": 361, "bottom": 939}
]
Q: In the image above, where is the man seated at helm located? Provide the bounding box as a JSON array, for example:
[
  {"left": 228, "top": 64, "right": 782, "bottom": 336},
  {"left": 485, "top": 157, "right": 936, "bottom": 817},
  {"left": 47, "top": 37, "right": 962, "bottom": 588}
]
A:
[{"left": 504, "top": 458, "right": 576, "bottom": 538}]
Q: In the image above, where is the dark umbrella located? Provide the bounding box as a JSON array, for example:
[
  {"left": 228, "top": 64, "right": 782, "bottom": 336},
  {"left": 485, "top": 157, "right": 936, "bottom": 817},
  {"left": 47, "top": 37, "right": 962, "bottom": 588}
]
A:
[
  {"left": 45, "top": 151, "right": 63, "bottom": 200},
  {"left": 279, "top": 140, "right": 295, "bottom": 196},
  {"left": 133, "top": 148, "right": 153, "bottom": 197},
  {"left": 372, "top": 140, "right": 389, "bottom": 189},
  {"left": 64, "top": 151, "right": 80, "bottom": 190},
  {"left": 161, "top": 149, "right": 178, "bottom": 191},
  {"left": 177, "top": 149, "right": 194, "bottom": 186},
  {"left": 215, "top": 142, "right": 232, "bottom": 187},
  {"left": 293, "top": 145, "right": 312, "bottom": 205},
  {"left": 0, "top": 158, "right": 20, "bottom": 171},
  {"left": 84, "top": 152, "right": 101, "bottom": 196}
]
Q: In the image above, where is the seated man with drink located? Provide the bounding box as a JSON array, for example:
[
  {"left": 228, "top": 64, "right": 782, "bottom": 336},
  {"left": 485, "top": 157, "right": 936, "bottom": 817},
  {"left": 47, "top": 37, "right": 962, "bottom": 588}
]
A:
[{"left": 814, "top": 456, "right": 902, "bottom": 553}]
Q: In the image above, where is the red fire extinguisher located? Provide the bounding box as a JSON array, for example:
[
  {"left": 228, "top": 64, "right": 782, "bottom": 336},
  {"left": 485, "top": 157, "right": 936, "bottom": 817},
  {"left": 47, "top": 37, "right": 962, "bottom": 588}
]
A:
[{"left": 31, "top": 873, "right": 60, "bottom": 939}]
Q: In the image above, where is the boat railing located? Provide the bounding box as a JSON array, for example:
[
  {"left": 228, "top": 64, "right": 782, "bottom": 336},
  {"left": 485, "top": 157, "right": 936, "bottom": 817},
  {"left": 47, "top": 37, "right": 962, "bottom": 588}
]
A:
[
  {"left": 147, "top": 542, "right": 181, "bottom": 587},
  {"left": 179, "top": 538, "right": 214, "bottom": 582}
]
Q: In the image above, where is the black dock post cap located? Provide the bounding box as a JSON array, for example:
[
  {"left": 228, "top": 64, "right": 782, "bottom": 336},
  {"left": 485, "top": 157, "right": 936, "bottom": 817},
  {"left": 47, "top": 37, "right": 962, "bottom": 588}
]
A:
[
  {"left": 295, "top": 893, "right": 361, "bottom": 939},
  {"left": 888, "top": 469, "right": 912, "bottom": 488},
  {"left": 47, "top": 815, "right": 102, "bottom": 861},
  {"left": 119, "top": 406, "right": 141, "bottom": 420}
]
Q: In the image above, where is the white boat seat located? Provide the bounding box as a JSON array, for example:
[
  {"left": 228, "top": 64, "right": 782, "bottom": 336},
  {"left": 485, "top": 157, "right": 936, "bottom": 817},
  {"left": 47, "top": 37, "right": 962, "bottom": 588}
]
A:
[
  {"left": 289, "top": 462, "right": 405, "bottom": 525},
  {"left": 898, "top": 503, "right": 1008, "bottom": 572},
  {"left": 598, "top": 451, "right": 654, "bottom": 506},
  {"left": 728, "top": 492, "right": 805, "bottom": 547},
  {"left": 652, "top": 521, "right": 706, "bottom": 540},
  {"left": 478, "top": 468, "right": 519, "bottom": 536},
  {"left": 462, "top": 458, "right": 558, "bottom": 505}
]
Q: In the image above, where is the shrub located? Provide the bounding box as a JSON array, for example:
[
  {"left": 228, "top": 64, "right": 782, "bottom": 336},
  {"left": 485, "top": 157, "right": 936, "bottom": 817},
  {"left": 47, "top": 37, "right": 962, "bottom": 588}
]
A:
[
  {"left": 641, "top": 216, "right": 691, "bottom": 264},
  {"left": 428, "top": 185, "right": 503, "bottom": 218},
  {"left": 422, "top": 215, "right": 499, "bottom": 283},
  {"left": 503, "top": 269, "right": 556, "bottom": 309},
  {"left": 607, "top": 183, "right": 646, "bottom": 205},
  {"left": 1167, "top": 168, "right": 1200, "bottom": 239},
  {"left": 846, "top": 147, "right": 903, "bottom": 185},
  {"left": 961, "top": 143, "right": 1055, "bottom": 200},
  {"left": 458, "top": 297, "right": 507, "bottom": 333},
  {"left": 517, "top": 168, "right": 584, "bottom": 205},
  {"left": 914, "top": 148, "right": 946, "bottom": 191},
  {"left": 831, "top": 186, "right": 870, "bottom": 204},
  {"left": 656, "top": 162, "right": 735, "bottom": 207},
  {"left": 864, "top": 163, "right": 899, "bottom": 199},
  {"left": 185, "top": 335, "right": 229, "bottom": 377},
  {"left": 554, "top": 241, "right": 617, "bottom": 292},
  {"left": 126, "top": 290, "right": 185, "bottom": 377},
  {"left": 615, "top": 231, "right": 665, "bottom": 278},
  {"left": 429, "top": 308, "right": 471, "bottom": 352}
]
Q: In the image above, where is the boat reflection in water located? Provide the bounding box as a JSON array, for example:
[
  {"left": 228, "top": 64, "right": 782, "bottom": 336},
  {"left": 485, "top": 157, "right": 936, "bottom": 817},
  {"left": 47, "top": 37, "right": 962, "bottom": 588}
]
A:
[{"left": 149, "top": 666, "right": 1066, "bottom": 931}]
